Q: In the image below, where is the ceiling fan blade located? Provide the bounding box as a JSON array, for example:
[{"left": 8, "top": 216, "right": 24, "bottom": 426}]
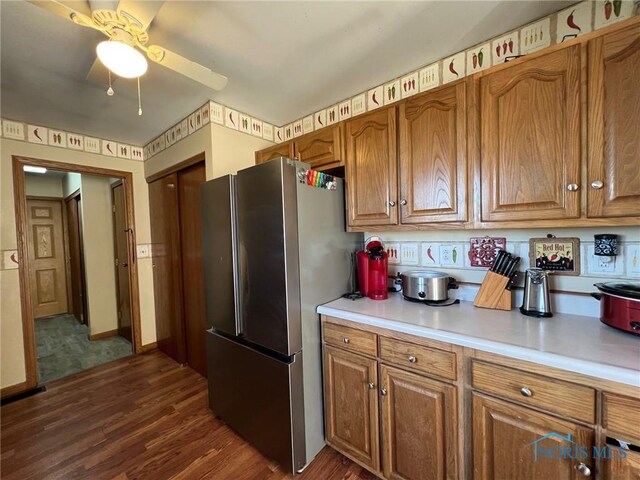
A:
[
  {"left": 27, "top": 0, "right": 95, "bottom": 26},
  {"left": 146, "top": 46, "right": 228, "bottom": 91},
  {"left": 117, "top": 0, "right": 164, "bottom": 31}
]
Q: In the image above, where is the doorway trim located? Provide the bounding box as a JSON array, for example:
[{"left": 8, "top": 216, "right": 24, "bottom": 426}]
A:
[{"left": 12, "top": 156, "right": 143, "bottom": 391}]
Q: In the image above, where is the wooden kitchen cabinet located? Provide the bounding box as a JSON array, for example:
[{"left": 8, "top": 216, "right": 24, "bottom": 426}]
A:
[
  {"left": 345, "top": 106, "right": 398, "bottom": 227},
  {"left": 603, "top": 449, "right": 640, "bottom": 479},
  {"left": 380, "top": 365, "right": 457, "bottom": 480},
  {"left": 295, "top": 124, "right": 344, "bottom": 170},
  {"left": 477, "top": 44, "right": 582, "bottom": 222},
  {"left": 399, "top": 81, "right": 468, "bottom": 224},
  {"left": 255, "top": 141, "right": 295, "bottom": 164},
  {"left": 473, "top": 393, "right": 595, "bottom": 480},
  {"left": 587, "top": 22, "right": 640, "bottom": 218},
  {"left": 324, "top": 345, "right": 380, "bottom": 472}
]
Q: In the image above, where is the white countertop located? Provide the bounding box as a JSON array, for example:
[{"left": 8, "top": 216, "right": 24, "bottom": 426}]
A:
[{"left": 317, "top": 294, "right": 640, "bottom": 387}]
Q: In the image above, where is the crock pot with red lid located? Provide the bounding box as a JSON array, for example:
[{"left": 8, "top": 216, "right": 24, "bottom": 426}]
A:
[{"left": 592, "top": 281, "right": 640, "bottom": 335}]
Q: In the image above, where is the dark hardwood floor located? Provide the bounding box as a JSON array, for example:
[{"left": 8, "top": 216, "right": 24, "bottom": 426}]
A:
[{"left": 1, "top": 351, "right": 376, "bottom": 480}]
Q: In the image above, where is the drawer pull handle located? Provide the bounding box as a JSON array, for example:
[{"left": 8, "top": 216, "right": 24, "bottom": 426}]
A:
[
  {"left": 380, "top": 388, "right": 388, "bottom": 396},
  {"left": 343, "top": 337, "right": 350, "bottom": 344},
  {"left": 520, "top": 387, "right": 533, "bottom": 397},
  {"left": 408, "top": 355, "right": 417, "bottom": 363},
  {"left": 368, "top": 382, "right": 375, "bottom": 390},
  {"left": 575, "top": 462, "right": 591, "bottom": 477}
]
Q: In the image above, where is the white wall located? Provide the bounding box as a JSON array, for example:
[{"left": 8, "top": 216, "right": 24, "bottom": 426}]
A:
[
  {"left": 1, "top": 138, "right": 156, "bottom": 389},
  {"left": 79, "top": 175, "right": 119, "bottom": 336},
  {"left": 62, "top": 172, "right": 81, "bottom": 197},
  {"left": 24, "top": 173, "right": 63, "bottom": 197}
]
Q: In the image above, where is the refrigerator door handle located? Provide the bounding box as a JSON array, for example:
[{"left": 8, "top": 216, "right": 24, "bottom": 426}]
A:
[{"left": 230, "top": 176, "right": 243, "bottom": 334}]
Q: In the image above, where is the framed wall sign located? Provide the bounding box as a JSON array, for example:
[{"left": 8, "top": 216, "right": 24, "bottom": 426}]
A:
[{"left": 529, "top": 236, "right": 580, "bottom": 276}]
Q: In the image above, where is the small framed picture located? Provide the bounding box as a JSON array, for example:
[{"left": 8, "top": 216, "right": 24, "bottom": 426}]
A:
[{"left": 529, "top": 237, "right": 580, "bottom": 276}]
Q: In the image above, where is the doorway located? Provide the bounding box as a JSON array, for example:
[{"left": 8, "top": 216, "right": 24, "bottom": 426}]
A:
[
  {"left": 12, "top": 156, "right": 142, "bottom": 391},
  {"left": 148, "top": 154, "right": 207, "bottom": 377}
]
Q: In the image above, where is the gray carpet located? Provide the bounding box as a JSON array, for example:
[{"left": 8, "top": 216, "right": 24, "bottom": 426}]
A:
[{"left": 36, "top": 314, "right": 133, "bottom": 384}]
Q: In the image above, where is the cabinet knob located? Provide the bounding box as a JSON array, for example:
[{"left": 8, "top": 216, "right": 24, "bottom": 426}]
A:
[
  {"left": 368, "top": 382, "right": 375, "bottom": 390},
  {"left": 408, "top": 355, "right": 417, "bottom": 363},
  {"left": 567, "top": 183, "right": 580, "bottom": 191},
  {"left": 389, "top": 201, "right": 396, "bottom": 207},
  {"left": 590, "top": 180, "right": 604, "bottom": 190},
  {"left": 575, "top": 462, "right": 591, "bottom": 477},
  {"left": 520, "top": 387, "right": 533, "bottom": 397},
  {"left": 342, "top": 337, "right": 350, "bottom": 344},
  {"left": 380, "top": 388, "right": 388, "bottom": 396},
  {"left": 400, "top": 199, "right": 407, "bottom": 206}
]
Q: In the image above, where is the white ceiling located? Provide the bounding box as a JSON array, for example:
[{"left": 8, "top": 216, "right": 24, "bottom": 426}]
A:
[{"left": 1, "top": 1, "right": 572, "bottom": 146}]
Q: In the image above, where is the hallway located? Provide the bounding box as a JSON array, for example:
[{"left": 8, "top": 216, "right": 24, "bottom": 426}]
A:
[{"left": 36, "top": 314, "right": 132, "bottom": 384}]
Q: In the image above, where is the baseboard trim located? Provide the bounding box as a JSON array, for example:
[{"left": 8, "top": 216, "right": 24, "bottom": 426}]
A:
[
  {"left": 140, "top": 342, "right": 158, "bottom": 353},
  {"left": 89, "top": 329, "right": 118, "bottom": 341},
  {"left": 1, "top": 381, "right": 30, "bottom": 400},
  {"left": 1, "top": 385, "right": 46, "bottom": 406}
]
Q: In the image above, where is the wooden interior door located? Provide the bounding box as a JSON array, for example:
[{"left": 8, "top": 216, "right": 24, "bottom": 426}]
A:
[
  {"left": 149, "top": 174, "right": 186, "bottom": 364},
  {"left": 324, "top": 345, "right": 380, "bottom": 472},
  {"left": 345, "top": 106, "right": 398, "bottom": 227},
  {"left": 64, "top": 193, "right": 86, "bottom": 323},
  {"left": 177, "top": 163, "right": 207, "bottom": 377},
  {"left": 380, "top": 365, "right": 457, "bottom": 480},
  {"left": 479, "top": 45, "right": 581, "bottom": 222},
  {"left": 399, "top": 81, "right": 467, "bottom": 224},
  {"left": 587, "top": 23, "right": 640, "bottom": 218},
  {"left": 473, "top": 393, "right": 595, "bottom": 480},
  {"left": 27, "top": 198, "right": 69, "bottom": 318},
  {"left": 294, "top": 124, "right": 344, "bottom": 170},
  {"left": 112, "top": 182, "right": 132, "bottom": 342}
]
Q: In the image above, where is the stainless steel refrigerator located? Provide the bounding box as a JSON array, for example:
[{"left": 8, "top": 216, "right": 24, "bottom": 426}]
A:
[{"left": 201, "top": 157, "right": 361, "bottom": 473}]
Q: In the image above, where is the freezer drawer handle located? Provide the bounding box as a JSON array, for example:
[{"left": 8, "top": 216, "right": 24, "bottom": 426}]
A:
[{"left": 342, "top": 337, "right": 350, "bottom": 344}]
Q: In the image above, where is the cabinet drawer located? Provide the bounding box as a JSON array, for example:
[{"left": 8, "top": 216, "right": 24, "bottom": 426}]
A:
[
  {"left": 603, "top": 393, "right": 640, "bottom": 443},
  {"left": 472, "top": 361, "right": 596, "bottom": 423},
  {"left": 379, "top": 336, "right": 456, "bottom": 380},
  {"left": 323, "top": 323, "right": 377, "bottom": 357}
]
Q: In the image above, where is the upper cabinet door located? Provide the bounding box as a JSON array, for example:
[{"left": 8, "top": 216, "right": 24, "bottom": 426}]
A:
[
  {"left": 587, "top": 23, "right": 640, "bottom": 218},
  {"left": 479, "top": 45, "right": 581, "bottom": 222},
  {"left": 399, "top": 82, "right": 467, "bottom": 224},
  {"left": 295, "top": 124, "right": 344, "bottom": 170},
  {"left": 255, "top": 142, "right": 295, "bottom": 164},
  {"left": 345, "top": 106, "right": 398, "bottom": 227}
]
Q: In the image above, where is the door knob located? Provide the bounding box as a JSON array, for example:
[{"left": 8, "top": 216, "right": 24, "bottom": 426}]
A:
[
  {"left": 575, "top": 462, "right": 591, "bottom": 477},
  {"left": 400, "top": 199, "right": 407, "bottom": 205},
  {"left": 380, "top": 388, "right": 387, "bottom": 396},
  {"left": 368, "top": 382, "right": 375, "bottom": 389},
  {"left": 388, "top": 201, "right": 396, "bottom": 207},
  {"left": 567, "top": 183, "right": 579, "bottom": 191},
  {"left": 590, "top": 180, "right": 604, "bottom": 189}
]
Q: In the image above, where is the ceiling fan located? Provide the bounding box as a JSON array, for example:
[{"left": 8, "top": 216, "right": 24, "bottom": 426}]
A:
[{"left": 27, "top": 0, "right": 228, "bottom": 91}]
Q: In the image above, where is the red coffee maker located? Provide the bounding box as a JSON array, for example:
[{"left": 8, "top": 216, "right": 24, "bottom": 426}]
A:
[{"left": 357, "top": 237, "right": 389, "bottom": 300}]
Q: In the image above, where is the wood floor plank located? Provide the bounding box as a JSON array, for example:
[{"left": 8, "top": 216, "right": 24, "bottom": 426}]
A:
[{"left": 1, "top": 351, "right": 376, "bottom": 480}]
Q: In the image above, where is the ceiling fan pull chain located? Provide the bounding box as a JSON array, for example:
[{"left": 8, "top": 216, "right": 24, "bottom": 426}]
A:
[
  {"left": 137, "top": 77, "right": 143, "bottom": 116},
  {"left": 107, "top": 71, "right": 114, "bottom": 96}
]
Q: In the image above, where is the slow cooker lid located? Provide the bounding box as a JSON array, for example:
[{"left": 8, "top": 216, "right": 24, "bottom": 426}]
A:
[
  {"left": 596, "top": 281, "right": 640, "bottom": 300},
  {"left": 401, "top": 270, "right": 449, "bottom": 279}
]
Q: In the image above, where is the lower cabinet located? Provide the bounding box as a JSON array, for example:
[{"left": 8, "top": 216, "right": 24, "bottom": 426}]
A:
[
  {"left": 380, "top": 365, "right": 457, "bottom": 480},
  {"left": 324, "top": 345, "right": 380, "bottom": 472},
  {"left": 472, "top": 393, "right": 595, "bottom": 479},
  {"left": 603, "top": 449, "right": 640, "bottom": 479}
]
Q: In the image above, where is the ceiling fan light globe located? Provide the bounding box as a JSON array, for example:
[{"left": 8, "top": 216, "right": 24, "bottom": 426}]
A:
[{"left": 96, "top": 40, "right": 148, "bottom": 78}]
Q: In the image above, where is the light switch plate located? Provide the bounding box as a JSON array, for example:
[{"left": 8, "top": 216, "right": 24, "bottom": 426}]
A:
[
  {"left": 587, "top": 245, "right": 623, "bottom": 275},
  {"left": 136, "top": 244, "right": 149, "bottom": 258},
  {"left": 625, "top": 244, "right": 640, "bottom": 276}
]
